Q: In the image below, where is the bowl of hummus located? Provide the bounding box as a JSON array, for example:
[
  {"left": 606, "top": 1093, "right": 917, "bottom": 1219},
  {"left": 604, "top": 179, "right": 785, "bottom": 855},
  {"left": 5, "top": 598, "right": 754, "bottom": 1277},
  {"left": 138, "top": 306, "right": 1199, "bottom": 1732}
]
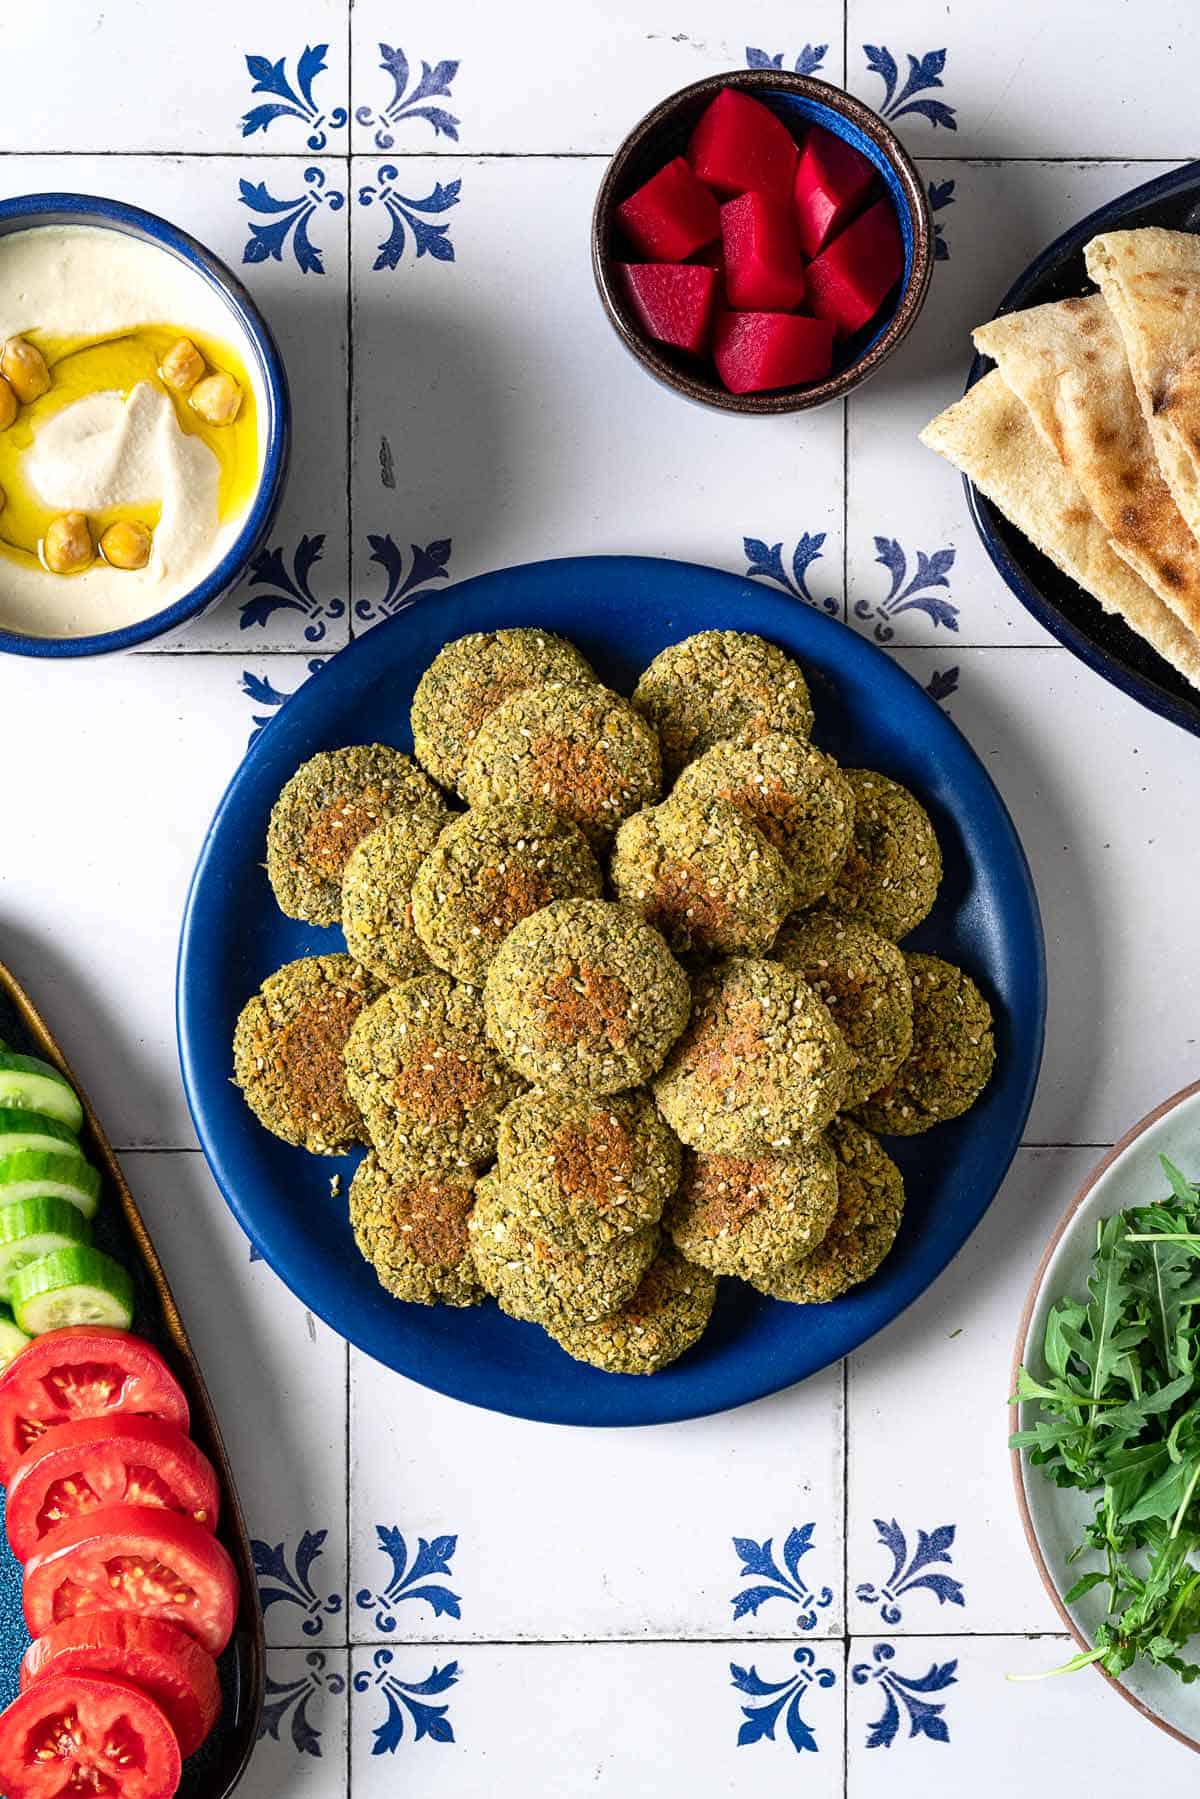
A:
[{"left": 0, "top": 194, "right": 289, "bottom": 656}]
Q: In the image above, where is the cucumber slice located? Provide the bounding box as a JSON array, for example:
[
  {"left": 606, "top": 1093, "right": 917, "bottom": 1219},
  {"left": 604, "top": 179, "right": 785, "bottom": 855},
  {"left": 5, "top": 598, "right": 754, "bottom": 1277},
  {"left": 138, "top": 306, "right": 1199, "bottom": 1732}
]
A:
[
  {"left": 10, "top": 1246, "right": 134, "bottom": 1334},
  {"left": 0, "top": 1304, "right": 30, "bottom": 1369},
  {"left": 0, "top": 1052, "right": 83, "bottom": 1132},
  {"left": 0, "top": 1108, "right": 84, "bottom": 1159},
  {"left": 0, "top": 1196, "right": 92, "bottom": 1300},
  {"left": 0, "top": 1152, "right": 100, "bottom": 1220}
]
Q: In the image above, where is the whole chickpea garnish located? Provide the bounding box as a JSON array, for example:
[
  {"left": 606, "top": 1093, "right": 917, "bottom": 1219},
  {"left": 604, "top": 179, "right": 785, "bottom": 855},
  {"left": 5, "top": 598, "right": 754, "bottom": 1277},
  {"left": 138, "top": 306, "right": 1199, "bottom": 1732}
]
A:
[
  {"left": 43, "top": 511, "right": 94, "bottom": 575},
  {"left": 1, "top": 335, "right": 50, "bottom": 404}
]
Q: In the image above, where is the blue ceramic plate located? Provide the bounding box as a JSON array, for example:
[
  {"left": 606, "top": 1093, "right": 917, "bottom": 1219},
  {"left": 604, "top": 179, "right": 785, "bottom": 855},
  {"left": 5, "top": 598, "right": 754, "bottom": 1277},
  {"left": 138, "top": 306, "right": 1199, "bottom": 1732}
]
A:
[
  {"left": 177, "top": 556, "right": 1045, "bottom": 1427},
  {"left": 965, "top": 160, "right": 1200, "bottom": 739}
]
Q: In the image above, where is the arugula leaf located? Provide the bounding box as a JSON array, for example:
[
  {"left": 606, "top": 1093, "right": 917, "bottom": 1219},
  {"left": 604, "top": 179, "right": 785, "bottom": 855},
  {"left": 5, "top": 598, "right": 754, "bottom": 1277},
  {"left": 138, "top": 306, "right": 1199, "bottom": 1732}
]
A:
[{"left": 1011, "top": 1155, "right": 1200, "bottom": 1685}]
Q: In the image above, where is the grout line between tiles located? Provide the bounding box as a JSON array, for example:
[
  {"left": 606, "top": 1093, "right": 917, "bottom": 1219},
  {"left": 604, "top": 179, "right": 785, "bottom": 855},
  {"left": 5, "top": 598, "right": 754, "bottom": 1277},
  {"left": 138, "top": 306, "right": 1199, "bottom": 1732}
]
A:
[
  {"left": 319, "top": 1628, "right": 1071, "bottom": 1649},
  {"left": 0, "top": 149, "right": 1184, "bottom": 165}
]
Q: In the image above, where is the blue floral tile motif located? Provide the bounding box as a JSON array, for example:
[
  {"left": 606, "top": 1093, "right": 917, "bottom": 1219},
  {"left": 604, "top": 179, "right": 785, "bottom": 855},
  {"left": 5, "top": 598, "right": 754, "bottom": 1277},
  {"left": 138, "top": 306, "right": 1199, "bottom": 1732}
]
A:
[
  {"left": 746, "top": 44, "right": 828, "bottom": 76},
  {"left": 357, "top": 46, "right": 461, "bottom": 150},
  {"left": 354, "top": 1648, "right": 458, "bottom": 1754},
  {"left": 861, "top": 47, "right": 957, "bottom": 131},
  {"left": 240, "top": 45, "right": 347, "bottom": 149},
  {"left": 355, "top": 1527, "right": 462, "bottom": 1633},
  {"left": 928, "top": 178, "right": 956, "bottom": 261},
  {"left": 358, "top": 170, "right": 461, "bottom": 272},
  {"left": 731, "top": 1646, "right": 837, "bottom": 1754},
  {"left": 730, "top": 1526, "right": 834, "bottom": 1632},
  {"left": 854, "top": 1519, "right": 965, "bottom": 1624},
  {"left": 743, "top": 532, "right": 839, "bottom": 616},
  {"left": 252, "top": 1528, "right": 345, "bottom": 1638},
  {"left": 854, "top": 538, "right": 958, "bottom": 642},
  {"left": 239, "top": 535, "right": 345, "bottom": 642},
  {"left": 259, "top": 1650, "right": 345, "bottom": 1758},
  {"left": 356, "top": 533, "right": 453, "bottom": 626},
  {"left": 241, "top": 660, "right": 327, "bottom": 746},
  {"left": 852, "top": 1643, "right": 957, "bottom": 1748},
  {"left": 925, "top": 666, "right": 959, "bottom": 705},
  {"left": 240, "top": 168, "right": 345, "bottom": 275}
]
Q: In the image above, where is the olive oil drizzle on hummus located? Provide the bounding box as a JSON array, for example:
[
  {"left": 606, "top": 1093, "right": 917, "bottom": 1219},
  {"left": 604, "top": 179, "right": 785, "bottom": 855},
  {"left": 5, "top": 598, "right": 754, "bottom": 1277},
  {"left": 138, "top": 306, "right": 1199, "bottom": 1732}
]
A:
[{"left": 0, "top": 323, "right": 257, "bottom": 569}]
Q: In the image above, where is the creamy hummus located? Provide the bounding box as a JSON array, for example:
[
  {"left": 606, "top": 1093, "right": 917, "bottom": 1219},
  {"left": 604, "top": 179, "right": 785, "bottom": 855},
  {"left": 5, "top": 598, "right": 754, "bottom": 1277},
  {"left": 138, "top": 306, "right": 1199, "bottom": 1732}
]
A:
[{"left": 0, "top": 225, "right": 267, "bottom": 639}]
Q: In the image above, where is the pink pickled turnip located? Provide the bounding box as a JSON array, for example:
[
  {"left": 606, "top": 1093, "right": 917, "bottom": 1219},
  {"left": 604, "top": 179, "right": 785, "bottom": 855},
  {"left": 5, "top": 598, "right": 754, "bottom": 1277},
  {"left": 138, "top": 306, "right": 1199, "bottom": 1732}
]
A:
[
  {"left": 720, "top": 191, "right": 806, "bottom": 312},
  {"left": 614, "top": 156, "right": 721, "bottom": 262},
  {"left": 713, "top": 310, "right": 835, "bottom": 393},
  {"left": 616, "top": 264, "right": 720, "bottom": 356},
  {"left": 687, "top": 88, "right": 798, "bottom": 203},
  {"left": 804, "top": 198, "right": 904, "bottom": 339},
  {"left": 793, "top": 126, "right": 876, "bottom": 258}
]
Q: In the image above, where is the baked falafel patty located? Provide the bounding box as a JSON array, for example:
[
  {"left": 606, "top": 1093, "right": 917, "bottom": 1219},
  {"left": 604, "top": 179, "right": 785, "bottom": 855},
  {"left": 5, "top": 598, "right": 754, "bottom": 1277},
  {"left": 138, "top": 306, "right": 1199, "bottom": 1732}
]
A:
[
  {"left": 671, "top": 732, "right": 855, "bottom": 910},
  {"left": 666, "top": 1139, "right": 839, "bottom": 1280},
  {"left": 411, "top": 804, "right": 603, "bottom": 987},
  {"left": 610, "top": 795, "right": 794, "bottom": 958},
  {"left": 774, "top": 911, "right": 914, "bottom": 1107},
  {"left": 341, "top": 807, "right": 453, "bottom": 985},
  {"left": 348, "top": 1152, "right": 482, "bottom": 1307},
  {"left": 654, "top": 956, "right": 851, "bottom": 1155},
  {"left": 548, "top": 1246, "right": 717, "bottom": 1374},
  {"left": 484, "top": 899, "right": 691, "bottom": 1095},
  {"left": 267, "top": 744, "right": 445, "bottom": 925},
  {"left": 853, "top": 953, "right": 995, "bottom": 1135},
  {"left": 344, "top": 974, "right": 526, "bottom": 1171},
  {"left": 463, "top": 681, "right": 662, "bottom": 844},
  {"left": 467, "top": 1171, "right": 658, "bottom": 1329},
  {"left": 410, "top": 627, "right": 597, "bottom": 794},
  {"left": 757, "top": 1119, "right": 905, "bottom": 1303},
  {"left": 632, "top": 631, "right": 814, "bottom": 781},
  {"left": 824, "top": 769, "right": 942, "bottom": 941},
  {"left": 496, "top": 1087, "right": 681, "bottom": 1247},
  {"left": 233, "top": 954, "right": 380, "bottom": 1155}
]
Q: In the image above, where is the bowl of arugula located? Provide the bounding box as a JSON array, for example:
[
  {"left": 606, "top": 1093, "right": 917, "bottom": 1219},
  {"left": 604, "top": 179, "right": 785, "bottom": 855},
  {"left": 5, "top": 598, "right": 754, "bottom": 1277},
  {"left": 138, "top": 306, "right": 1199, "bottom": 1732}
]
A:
[{"left": 1011, "top": 1078, "right": 1200, "bottom": 1749}]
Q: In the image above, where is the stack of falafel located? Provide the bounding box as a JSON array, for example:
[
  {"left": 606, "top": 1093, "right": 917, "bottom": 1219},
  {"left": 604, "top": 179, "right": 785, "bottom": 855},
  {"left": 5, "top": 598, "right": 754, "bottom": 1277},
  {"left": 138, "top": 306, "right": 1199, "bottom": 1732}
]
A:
[{"left": 233, "top": 627, "right": 995, "bottom": 1376}]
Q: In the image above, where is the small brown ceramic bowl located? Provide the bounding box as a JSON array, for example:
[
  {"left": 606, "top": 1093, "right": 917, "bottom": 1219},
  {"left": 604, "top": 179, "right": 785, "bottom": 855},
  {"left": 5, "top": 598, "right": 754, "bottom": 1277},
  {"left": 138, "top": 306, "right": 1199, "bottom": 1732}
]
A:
[{"left": 592, "top": 68, "right": 933, "bottom": 414}]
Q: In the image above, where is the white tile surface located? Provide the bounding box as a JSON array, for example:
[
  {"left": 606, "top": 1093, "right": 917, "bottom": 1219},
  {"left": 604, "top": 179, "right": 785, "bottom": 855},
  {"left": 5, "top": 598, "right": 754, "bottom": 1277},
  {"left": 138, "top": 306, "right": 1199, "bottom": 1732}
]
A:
[
  {"left": 250, "top": 1646, "right": 349, "bottom": 1797},
  {"left": 0, "top": 652, "right": 272, "bottom": 1148},
  {"left": 349, "top": 6, "right": 846, "bottom": 155},
  {"left": 846, "top": 1636, "right": 1193, "bottom": 1788},
  {"left": 0, "top": 3, "right": 351, "bottom": 156},
  {"left": 350, "top": 155, "right": 844, "bottom": 617},
  {"left": 126, "top": 1152, "right": 349, "bottom": 1646},
  {"left": 349, "top": 1641, "right": 846, "bottom": 1794},
  {"left": 846, "top": 1147, "right": 1091, "bottom": 1636},
  {"left": 846, "top": 2, "right": 1200, "bottom": 159},
  {"left": 349, "top": 1355, "right": 844, "bottom": 1641}
]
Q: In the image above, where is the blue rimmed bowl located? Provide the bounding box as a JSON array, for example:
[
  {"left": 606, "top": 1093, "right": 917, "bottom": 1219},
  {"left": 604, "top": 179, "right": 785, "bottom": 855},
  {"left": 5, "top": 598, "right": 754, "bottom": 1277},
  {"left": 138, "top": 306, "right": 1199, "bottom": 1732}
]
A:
[
  {"left": 591, "top": 69, "right": 933, "bottom": 414},
  {"left": 0, "top": 193, "right": 290, "bottom": 658}
]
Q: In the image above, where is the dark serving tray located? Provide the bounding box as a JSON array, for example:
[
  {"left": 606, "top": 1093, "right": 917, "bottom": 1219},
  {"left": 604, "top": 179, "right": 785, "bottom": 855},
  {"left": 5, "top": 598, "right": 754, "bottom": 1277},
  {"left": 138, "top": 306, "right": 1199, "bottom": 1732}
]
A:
[
  {"left": 965, "top": 158, "right": 1200, "bottom": 739},
  {"left": 0, "top": 956, "right": 264, "bottom": 1799}
]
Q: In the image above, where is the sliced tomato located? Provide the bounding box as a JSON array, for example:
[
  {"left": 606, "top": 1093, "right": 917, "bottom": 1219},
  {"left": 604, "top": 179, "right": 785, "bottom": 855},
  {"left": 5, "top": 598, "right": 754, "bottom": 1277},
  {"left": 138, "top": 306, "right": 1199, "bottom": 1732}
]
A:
[
  {"left": 0, "top": 1673, "right": 181, "bottom": 1799},
  {"left": 21, "top": 1613, "right": 221, "bottom": 1759},
  {"left": 6, "top": 1416, "right": 220, "bottom": 1562},
  {"left": 24, "top": 1506, "right": 240, "bottom": 1658},
  {"left": 0, "top": 1328, "right": 189, "bottom": 1482}
]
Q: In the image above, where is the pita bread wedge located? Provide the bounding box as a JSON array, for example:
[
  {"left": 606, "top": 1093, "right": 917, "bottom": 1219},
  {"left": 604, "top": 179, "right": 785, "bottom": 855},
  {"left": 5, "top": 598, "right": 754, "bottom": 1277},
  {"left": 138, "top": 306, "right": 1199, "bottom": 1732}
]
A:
[
  {"left": 973, "top": 294, "right": 1200, "bottom": 641},
  {"left": 1086, "top": 228, "right": 1200, "bottom": 543},
  {"left": 919, "top": 370, "right": 1200, "bottom": 690}
]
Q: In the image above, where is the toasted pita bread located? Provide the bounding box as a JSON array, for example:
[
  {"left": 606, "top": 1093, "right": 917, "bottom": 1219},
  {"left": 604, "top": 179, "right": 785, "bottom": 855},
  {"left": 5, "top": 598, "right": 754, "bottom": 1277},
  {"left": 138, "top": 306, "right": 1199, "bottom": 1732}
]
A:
[
  {"left": 1086, "top": 228, "right": 1200, "bottom": 543},
  {"left": 919, "top": 371, "right": 1200, "bottom": 689},
  {"left": 972, "top": 294, "right": 1200, "bottom": 640}
]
